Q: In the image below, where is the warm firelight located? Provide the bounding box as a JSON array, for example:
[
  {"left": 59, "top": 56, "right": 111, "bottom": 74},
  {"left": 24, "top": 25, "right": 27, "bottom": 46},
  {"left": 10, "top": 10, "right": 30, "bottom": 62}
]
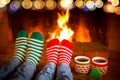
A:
[
  {"left": 51, "top": 9, "right": 74, "bottom": 42},
  {"left": 75, "top": 16, "right": 92, "bottom": 42},
  {"left": 47, "top": 9, "right": 91, "bottom": 43},
  {"left": 76, "top": 26, "right": 91, "bottom": 42}
]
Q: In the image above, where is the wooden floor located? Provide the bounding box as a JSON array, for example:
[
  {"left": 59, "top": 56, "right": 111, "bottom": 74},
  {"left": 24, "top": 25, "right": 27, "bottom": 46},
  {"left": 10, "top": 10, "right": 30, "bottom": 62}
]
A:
[{"left": 0, "top": 42, "right": 120, "bottom": 80}]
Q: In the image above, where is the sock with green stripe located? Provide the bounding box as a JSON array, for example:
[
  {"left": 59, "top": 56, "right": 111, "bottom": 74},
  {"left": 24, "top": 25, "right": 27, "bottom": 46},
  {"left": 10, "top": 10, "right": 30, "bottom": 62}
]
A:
[
  {"left": 14, "top": 30, "right": 28, "bottom": 62},
  {"left": 26, "top": 32, "right": 44, "bottom": 67}
]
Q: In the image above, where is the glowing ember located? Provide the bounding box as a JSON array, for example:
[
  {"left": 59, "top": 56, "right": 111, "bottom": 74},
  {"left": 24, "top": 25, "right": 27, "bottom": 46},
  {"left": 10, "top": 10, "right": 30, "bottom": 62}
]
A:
[{"left": 51, "top": 10, "right": 74, "bottom": 42}]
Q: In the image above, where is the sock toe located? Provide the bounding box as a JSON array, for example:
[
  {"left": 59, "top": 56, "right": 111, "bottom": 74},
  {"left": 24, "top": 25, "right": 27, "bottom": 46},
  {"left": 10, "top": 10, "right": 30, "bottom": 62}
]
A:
[
  {"left": 17, "top": 30, "right": 28, "bottom": 38},
  {"left": 30, "top": 32, "right": 43, "bottom": 41},
  {"left": 61, "top": 39, "right": 73, "bottom": 51},
  {"left": 47, "top": 39, "right": 59, "bottom": 47}
]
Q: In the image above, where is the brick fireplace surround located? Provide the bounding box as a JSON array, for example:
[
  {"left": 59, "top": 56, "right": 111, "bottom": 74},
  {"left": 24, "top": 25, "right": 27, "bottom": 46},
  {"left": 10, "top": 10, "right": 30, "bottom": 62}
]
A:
[{"left": 0, "top": 9, "right": 120, "bottom": 80}]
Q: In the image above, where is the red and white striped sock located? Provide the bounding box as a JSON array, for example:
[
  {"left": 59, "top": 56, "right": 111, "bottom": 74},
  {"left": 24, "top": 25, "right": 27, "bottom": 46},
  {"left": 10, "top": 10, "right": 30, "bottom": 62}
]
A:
[
  {"left": 59, "top": 39, "right": 73, "bottom": 65},
  {"left": 46, "top": 39, "right": 59, "bottom": 65}
]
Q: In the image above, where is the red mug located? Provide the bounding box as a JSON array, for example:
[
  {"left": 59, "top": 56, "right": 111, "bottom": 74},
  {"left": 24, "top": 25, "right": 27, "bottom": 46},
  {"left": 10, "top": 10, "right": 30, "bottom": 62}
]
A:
[{"left": 91, "top": 57, "right": 108, "bottom": 76}]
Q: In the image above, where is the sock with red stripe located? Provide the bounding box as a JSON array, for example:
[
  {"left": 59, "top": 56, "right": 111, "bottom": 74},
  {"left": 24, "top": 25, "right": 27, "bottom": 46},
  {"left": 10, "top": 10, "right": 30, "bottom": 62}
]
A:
[
  {"left": 46, "top": 39, "right": 59, "bottom": 65},
  {"left": 58, "top": 39, "right": 73, "bottom": 65}
]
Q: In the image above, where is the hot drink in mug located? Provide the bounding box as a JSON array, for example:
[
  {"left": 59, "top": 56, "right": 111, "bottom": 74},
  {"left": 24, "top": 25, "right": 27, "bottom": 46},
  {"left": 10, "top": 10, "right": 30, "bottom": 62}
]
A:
[{"left": 74, "top": 56, "right": 90, "bottom": 75}]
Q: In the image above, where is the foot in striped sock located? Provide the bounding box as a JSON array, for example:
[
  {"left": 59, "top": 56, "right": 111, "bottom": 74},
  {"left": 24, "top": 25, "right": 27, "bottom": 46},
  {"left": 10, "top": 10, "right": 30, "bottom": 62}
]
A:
[
  {"left": 46, "top": 39, "right": 59, "bottom": 65},
  {"left": 14, "top": 30, "right": 28, "bottom": 62},
  {"left": 27, "top": 32, "right": 44, "bottom": 67},
  {"left": 58, "top": 39, "right": 73, "bottom": 65}
]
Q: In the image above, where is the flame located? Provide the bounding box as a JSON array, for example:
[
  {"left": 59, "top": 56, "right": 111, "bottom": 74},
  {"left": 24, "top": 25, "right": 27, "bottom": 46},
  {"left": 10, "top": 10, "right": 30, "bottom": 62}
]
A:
[
  {"left": 77, "top": 26, "right": 91, "bottom": 42},
  {"left": 51, "top": 10, "right": 74, "bottom": 42},
  {"left": 47, "top": 10, "right": 91, "bottom": 43},
  {"left": 75, "top": 17, "right": 91, "bottom": 42}
]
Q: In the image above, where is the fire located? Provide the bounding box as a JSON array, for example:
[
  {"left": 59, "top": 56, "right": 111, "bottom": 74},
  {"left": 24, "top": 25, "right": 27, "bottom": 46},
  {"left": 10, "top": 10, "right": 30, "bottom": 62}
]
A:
[
  {"left": 76, "top": 26, "right": 91, "bottom": 42},
  {"left": 75, "top": 17, "right": 92, "bottom": 42},
  {"left": 47, "top": 10, "right": 91, "bottom": 43},
  {"left": 51, "top": 10, "right": 74, "bottom": 42}
]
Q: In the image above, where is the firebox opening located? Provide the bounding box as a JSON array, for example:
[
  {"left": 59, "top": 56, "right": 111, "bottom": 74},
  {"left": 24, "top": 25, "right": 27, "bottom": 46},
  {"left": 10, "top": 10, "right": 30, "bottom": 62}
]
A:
[{"left": 8, "top": 8, "right": 107, "bottom": 45}]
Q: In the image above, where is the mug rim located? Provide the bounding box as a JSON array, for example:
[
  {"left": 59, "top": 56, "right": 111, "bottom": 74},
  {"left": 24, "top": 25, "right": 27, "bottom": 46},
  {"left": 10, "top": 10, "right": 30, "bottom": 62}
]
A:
[
  {"left": 74, "top": 56, "right": 90, "bottom": 64},
  {"left": 92, "top": 56, "right": 108, "bottom": 65}
]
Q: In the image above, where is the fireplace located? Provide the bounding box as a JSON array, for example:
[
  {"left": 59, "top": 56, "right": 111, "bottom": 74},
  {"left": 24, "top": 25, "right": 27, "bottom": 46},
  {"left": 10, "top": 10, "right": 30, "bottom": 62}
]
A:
[
  {"left": 0, "top": 1, "right": 120, "bottom": 59},
  {"left": 6, "top": 8, "right": 110, "bottom": 59},
  {"left": 8, "top": 8, "right": 108, "bottom": 44}
]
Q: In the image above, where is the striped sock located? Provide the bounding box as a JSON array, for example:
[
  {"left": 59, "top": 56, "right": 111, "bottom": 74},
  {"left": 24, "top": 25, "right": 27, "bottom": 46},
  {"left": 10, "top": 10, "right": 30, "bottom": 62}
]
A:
[
  {"left": 59, "top": 39, "right": 73, "bottom": 65},
  {"left": 27, "top": 32, "right": 44, "bottom": 67},
  {"left": 14, "top": 30, "right": 28, "bottom": 62},
  {"left": 46, "top": 39, "right": 59, "bottom": 65}
]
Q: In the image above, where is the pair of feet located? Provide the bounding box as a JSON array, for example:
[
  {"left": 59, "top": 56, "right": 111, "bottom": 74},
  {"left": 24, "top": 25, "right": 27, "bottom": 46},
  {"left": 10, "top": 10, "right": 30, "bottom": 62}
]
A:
[
  {"left": 14, "top": 30, "right": 44, "bottom": 67},
  {"left": 46, "top": 39, "right": 73, "bottom": 65}
]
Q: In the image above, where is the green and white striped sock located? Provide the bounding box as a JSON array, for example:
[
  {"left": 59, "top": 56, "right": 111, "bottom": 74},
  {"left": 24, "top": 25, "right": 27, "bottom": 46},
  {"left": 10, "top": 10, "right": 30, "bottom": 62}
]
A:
[
  {"left": 14, "top": 30, "right": 28, "bottom": 62},
  {"left": 27, "top": 32, "right": 44, "bottom": 67}
]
